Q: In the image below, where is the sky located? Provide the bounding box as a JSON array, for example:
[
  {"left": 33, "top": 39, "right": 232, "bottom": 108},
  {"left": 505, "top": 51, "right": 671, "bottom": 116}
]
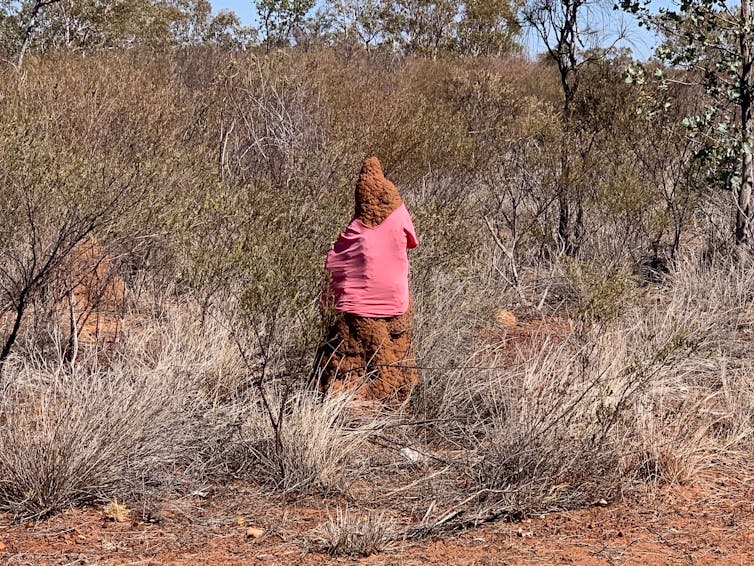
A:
[{"left": 210, "top": 0, "right": 675, "bottom": 60}]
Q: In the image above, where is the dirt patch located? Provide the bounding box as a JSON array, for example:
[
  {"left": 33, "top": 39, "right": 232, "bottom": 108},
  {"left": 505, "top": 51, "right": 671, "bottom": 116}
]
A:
[{"left": 1, "top": 465, "right": 752, "bottom": 564}]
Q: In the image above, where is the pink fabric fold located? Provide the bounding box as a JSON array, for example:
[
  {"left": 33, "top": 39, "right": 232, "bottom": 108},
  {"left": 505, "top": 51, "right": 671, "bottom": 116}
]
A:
[{"left": 325, "top": 204, "right": 419, "bottom": 317}]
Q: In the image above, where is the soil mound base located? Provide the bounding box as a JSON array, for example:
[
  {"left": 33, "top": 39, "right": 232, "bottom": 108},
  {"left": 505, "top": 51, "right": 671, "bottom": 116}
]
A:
[{"left": 316, "top": 308, "right": 419, "bottom": 402}]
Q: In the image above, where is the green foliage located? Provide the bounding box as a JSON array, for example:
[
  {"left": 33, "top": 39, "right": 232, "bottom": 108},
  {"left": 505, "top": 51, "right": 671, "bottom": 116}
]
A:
[
  {"left": 0, "top": 53, "right": 204, "bottom": 361},
  {"left": 382, "top": 0, "right": 458, "bottom": 55},
  {"left": 622, "top": 0, "right": 754, "bottom": 245},
  {"left": 381, "top": 0, "right": 521, "bottom": 56},
  {"left": 564, "top": 260, "right": 640, "bottom": 321},
  {"left": 455, "top": 0, "right": 521, "bottom": 56},
  {"left": 0, "top": 0, "right": 21, "bottom": 53},
  {"left": 2, "top": 0, "right": 255, "bottom": 59},
  {"left": 3, "top": 0, "right": 524, "bottom": 58},
  {"left": 32, "top": 0, "right": 186, "bottom": 49},
  {"left": 323, "top": 0, "right": 384, "bottom": 49},
  {"left": 165, "top": 0, "right": 256, "bottom": 47},
  {"left": 257, "top": 0, "right": 315, "bottom": 48}
]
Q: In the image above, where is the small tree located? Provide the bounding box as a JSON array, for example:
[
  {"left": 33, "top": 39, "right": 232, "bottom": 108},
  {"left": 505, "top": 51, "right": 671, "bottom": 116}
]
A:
[
  {"left": 165, "top": 0, "right": 254, "bottom": 47},
  {"left": 522, "top": 0, "right": 627, "bottom": 256},
  {"left": 455, "top": 0, "right": 521, "bottom": 56},
  {"left": 10, "top": 0, "right": 200, "bottom": 61},
  {"left": 16, "top": 0, "right": 62, "bottom": 66},
  {"left": 623, "top": 0, "right": 754, "bottom": 247},
  {"left": 0, "top": 55, "right": 198, "bottom": 371},
  {"left": 256, "top": 0, "right": 315, "bottom": 49},
  {"left": 382, "top": 0, "right": 458, "bottom": 55},
  {"left": 324, "top": 0, "right": 384, "bottom": 50},
  {"left": 0, "top": 144, "right": 142, "bottom": 370}
]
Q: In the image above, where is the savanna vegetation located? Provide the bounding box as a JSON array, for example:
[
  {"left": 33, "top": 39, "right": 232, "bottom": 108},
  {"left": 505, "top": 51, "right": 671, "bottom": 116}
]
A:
[{"left": 2, "top": 0, "right": 754, "bottom": 558}]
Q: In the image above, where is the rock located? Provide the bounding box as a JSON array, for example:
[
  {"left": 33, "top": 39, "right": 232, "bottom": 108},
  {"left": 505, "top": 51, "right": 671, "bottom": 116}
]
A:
[
  {"left": 495, "top": 309, "right": 517, "bottom": 328},
  {"left": 246, "top": 527, "right": 265, "bottom": 538},
  {"left": 400, "top": 447, "right": 425, "bottom": 465}
]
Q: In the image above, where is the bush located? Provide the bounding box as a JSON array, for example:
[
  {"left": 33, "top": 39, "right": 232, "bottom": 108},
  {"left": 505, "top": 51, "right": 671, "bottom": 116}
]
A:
[
  {"left": 235, "top": 391, "right": 384, "bottom": 494},
  {"left": 2, "top": 48, "right": 754, "bottom": 533},
  {"left": 317, "top": 507, "right": 394, "bottom": 557},
  {"left": 0, "top": 362, "right": 203, "bottom": 519}
]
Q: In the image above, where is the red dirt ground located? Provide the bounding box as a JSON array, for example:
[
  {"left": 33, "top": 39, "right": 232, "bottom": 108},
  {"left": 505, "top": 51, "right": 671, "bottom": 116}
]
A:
[{"left": 2, "top": 464, "right": 753, "bottom": 565}]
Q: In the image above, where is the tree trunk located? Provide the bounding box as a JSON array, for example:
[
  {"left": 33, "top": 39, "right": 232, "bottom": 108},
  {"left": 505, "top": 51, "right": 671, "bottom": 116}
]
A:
[
  {"left": 0, "top": 290, "right": 28, "bottom": 373},
  {"left": 739, "top": 153, "right": 753, "bottom": 245},
  {"left": 17, "top": 0, "right": 62, "bottom": 67},
  {"left": 64, "top": 288, "right": 79, "bottom": 368},
  {"left": 18, "top": 0, "right": 43, "bottom": 67},
  {"left": 557, "top": 191, "right": 570, "bottom": 253},
  {"left": 557, "top": 7, "right": 580, "bottom": 257},
  {"left": 737, "top": 0, "right": 753, "bottom": 246}
]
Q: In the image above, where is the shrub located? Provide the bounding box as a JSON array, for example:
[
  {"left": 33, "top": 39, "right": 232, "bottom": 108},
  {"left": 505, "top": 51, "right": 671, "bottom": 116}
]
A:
[
  {"left": 317, "top": 507, "right": 394, "bottom": 557},
  {"left": 235, "top": 391, "right": 384, "bottom": 494},
  {"left": 0, "top": 363, "right": 202, "bottom": 518}
]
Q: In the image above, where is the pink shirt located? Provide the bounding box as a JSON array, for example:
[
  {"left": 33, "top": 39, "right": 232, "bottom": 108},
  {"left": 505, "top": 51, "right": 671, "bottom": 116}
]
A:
[{"left": 325, "top": 204, "right": 419, "bottom": 317}]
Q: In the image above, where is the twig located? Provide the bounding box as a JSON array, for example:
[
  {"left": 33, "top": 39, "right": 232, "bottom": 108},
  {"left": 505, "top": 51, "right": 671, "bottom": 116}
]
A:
[{"left": 406, "top": 488, "right": 519, "bottom": 538}]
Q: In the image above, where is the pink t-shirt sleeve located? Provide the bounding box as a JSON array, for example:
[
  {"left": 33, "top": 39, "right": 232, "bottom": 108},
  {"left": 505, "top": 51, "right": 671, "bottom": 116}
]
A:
[{"left": 404, "top": 214, "right": 419, "bottom": 249}]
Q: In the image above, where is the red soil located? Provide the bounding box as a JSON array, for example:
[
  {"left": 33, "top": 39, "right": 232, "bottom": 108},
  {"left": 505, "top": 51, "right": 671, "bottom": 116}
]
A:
[{"left": 1, "top": 466, "right": 752, "bottom": 564}]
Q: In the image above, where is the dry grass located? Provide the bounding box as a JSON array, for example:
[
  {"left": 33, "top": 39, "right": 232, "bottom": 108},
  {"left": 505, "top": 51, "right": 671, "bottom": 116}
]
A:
[
  {"left": 403, "top": 255, "right": 754, "bottom": 520},
  {"left": 0, "top": 363, "right": 198, "bottom": 519},
  {"left": 2, "top": 247, "right": 754, "bottom": 530},
  {"left": 235, "top": 391, "right": 386, "bottom": 494},
  {"left": 102, "top": 500, "right": 131, "bottom": 523},
  {"left": 0, "top": 307, "right": 243, "bottom": 520},
  {"left": 317, "top": 507, "right": 395, "bottom": 557},
  {"left": 1, "top": 251, "right": 753, "bottom": 534}
]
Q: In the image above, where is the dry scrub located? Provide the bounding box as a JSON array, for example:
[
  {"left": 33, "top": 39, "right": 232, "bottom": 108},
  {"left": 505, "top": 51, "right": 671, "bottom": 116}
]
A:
[
  {"left": 1, "top": 52, "right": 754, "bottom": 555},
  {"left": 317, "top": 507, "right": 395, "bottom": 556},
  {"left": 0, "top": 309, "right": 243, "bottom": 519},
  {"left": 0, "top": 255, "right": 753, "bottom": 537},
  {"left": 234, "top": 391, "right": 385, "bottom": 494}
]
